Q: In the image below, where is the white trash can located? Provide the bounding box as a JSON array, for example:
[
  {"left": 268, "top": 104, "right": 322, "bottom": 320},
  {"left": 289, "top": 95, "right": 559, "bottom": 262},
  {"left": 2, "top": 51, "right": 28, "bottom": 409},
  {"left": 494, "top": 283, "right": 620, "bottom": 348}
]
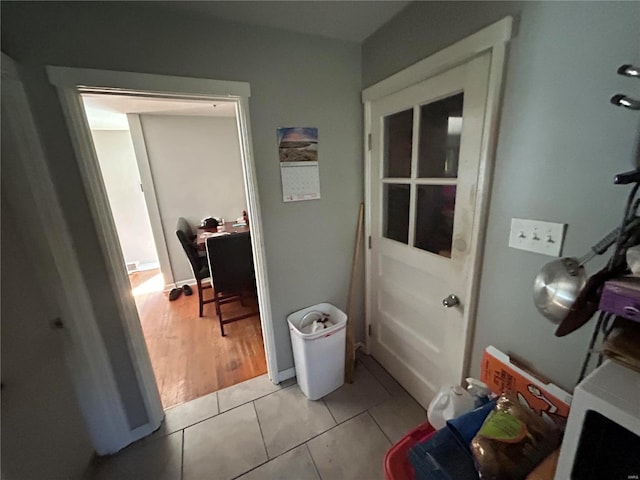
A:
[{"left": 287, "top": 303, "right": 347, "bottom": 400}]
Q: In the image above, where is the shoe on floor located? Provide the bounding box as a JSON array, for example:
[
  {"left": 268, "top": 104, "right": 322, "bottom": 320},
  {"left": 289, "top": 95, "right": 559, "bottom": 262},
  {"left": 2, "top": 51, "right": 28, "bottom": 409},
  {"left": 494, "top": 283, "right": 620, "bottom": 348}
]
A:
[
  {"left": 182, "top": 284, "right": 193, "bottom": 296},
  {"left": 169, "top": 287, "right": 182, "bottom": 301}
]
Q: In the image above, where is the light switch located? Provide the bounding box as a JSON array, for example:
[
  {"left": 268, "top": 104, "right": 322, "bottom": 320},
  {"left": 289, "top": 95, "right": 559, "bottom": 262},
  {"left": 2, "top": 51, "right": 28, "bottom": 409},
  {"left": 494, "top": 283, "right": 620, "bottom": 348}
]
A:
[{"left": 509, "top": 218, "right": 566, "bottom": 257}]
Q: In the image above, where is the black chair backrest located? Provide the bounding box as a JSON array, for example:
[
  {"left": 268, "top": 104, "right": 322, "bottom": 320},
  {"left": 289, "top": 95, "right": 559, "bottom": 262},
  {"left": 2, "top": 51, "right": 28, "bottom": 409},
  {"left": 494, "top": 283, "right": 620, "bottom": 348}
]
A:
[
  {"left": 176, "top": 218, "right": 201, "bottom": 274},
  {"left": 177, "top": 217, "right": 196, "bottom": 242},
  {"left": 206, "top": 232, "right": 255, "bottom": 293}
]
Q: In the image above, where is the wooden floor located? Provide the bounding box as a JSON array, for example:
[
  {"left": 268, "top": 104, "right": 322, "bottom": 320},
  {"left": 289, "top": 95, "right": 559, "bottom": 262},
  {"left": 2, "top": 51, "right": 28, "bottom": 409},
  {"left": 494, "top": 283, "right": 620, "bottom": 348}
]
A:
[{"left": 129, "top": 269, "right": 267, "bottom": 410}]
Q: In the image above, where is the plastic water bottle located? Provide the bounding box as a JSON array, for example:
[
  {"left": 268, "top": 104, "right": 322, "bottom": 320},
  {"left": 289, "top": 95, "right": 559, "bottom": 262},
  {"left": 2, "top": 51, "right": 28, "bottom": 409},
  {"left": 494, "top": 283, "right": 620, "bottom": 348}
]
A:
[{"left": 427, "top": 385, "right": 475, "bottom": 429}]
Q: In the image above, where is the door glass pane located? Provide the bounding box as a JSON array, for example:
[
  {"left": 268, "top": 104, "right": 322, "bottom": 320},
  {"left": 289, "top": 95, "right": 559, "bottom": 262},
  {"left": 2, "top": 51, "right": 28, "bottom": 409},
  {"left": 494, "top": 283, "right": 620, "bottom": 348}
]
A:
[
  {"left": 384, "top": 109, "right": 413, "bottom": 178},
  {"left": 414, "top": 185, "right": 456, "bottom": 257},
  {"left": 418, "top": 93, "right": 464, "bottom": 178},
  {"left": 383, "top": 184, "right": 410, "bottom": 244}
]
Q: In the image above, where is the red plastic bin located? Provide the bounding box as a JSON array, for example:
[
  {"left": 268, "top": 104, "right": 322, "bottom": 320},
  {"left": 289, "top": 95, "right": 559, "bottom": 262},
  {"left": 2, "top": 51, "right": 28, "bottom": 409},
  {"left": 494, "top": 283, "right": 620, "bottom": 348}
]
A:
[{"left": 384, "top": 421, "right": 437, "bottom": 480}]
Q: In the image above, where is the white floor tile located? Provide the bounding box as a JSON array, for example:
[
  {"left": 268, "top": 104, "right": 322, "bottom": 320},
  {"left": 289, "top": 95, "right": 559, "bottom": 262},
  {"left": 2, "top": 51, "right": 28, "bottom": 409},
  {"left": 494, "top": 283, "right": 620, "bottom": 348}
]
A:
[
  {"left": 89, "top": 431, "right": 182, "bottom": 480},
  {"left": 357, "top": 352, "right": 405, "bottom": 396},
  {"left": 87, "top": 359, "right": 415, "bottom": 480},
  {"left": 162, "top": 391, "right": 219, "bottom": 433},
  {"left": 322, "top": 363, "right": 390, "bottom": 423},
  {"left": 369, "top": 391, "right": 427, "bottom": 443},
  {"left": 307, "top": 412, "right": 391, "bottom": 480},
  {"left": 254, "top": 386, "right": 336, "bottom": 458},
  {"left": 278, "top": 376, "right": 297, "bottom": 389},
  {"left": 237, "top": 444, "right": 320, "bottom": 480},
  {"left": 183, "top": 403, "right": 267, "bottom": 480},
  {"left": 218, "top": 374, "right": 281, "bottom": 412}
]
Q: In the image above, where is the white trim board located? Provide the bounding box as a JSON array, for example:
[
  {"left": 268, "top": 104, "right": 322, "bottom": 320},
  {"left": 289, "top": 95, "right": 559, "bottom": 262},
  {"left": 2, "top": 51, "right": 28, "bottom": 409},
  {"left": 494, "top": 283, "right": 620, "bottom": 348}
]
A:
[
  {"left": 52, "top": 77, "right": 165, "bottom": 451},
  {"left": 46, "top": 65, "right": 279, "bottom": 451},
  {"left": 47, "top": 66, "right": 250, "bottom": 99},
  {"left": 277, "top": 368, "right": 296, "bottom": 383},
  {"left": 362, "top": 16, "right": 514, "bottom": 380},
  {"left": 136, "top": 262, "right": 161, "bottom": 272},
  {"left": 362, "top": 16, "right": 513, "bottom": 102},
  {"left": 234, "top": 95, "right": 280, "bottom": 385}
]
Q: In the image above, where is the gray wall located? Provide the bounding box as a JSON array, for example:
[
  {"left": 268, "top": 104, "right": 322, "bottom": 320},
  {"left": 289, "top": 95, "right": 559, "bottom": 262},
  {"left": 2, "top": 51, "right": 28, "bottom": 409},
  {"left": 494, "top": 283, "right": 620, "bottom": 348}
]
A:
[
  {"left": 92, "top": 129, "right": 159, "bottom": 268},
  {"left": 364, "top": 1, "right": 640, "bottom": 391},
  {"left": 138, "top": 115, "right": 247, "bottom": 284},
  {"left": 1, "top": 195, "right": 94, "bottom": 480},
  {"left": 1, "top": 0, "right": 363, "bottom": 388}
]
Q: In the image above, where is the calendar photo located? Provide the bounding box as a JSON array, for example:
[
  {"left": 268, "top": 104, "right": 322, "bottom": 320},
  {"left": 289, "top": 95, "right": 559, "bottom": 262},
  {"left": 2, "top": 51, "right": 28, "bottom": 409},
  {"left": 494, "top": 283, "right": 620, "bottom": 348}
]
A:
[{"left": 277, "top": 127, "right": 318, "bottom": 163}]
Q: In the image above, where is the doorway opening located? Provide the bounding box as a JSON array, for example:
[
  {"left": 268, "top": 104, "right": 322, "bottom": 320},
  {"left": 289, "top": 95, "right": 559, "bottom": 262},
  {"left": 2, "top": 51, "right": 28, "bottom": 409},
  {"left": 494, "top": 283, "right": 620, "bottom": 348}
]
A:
[
  {"left": 80, "top": 92, "right": 268, "bottom": 410},
  {"left": 44, "top": 66, "right": 279, "bottom": 449}
]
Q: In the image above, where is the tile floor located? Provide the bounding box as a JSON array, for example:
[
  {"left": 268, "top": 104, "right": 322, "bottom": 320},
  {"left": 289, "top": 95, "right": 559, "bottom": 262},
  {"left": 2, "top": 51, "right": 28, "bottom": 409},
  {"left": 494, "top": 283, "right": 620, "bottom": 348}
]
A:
[{"left": 86, "top": 353, "right": 427, "bottom": 480}]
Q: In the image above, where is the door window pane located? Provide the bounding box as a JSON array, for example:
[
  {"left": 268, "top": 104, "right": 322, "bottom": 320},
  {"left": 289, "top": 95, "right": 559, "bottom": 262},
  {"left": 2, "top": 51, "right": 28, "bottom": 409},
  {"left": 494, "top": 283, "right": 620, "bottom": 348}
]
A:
[
  {"left": 418, "top": 93, "right": 464, "bottom": 178},
  {"left": 384, "top": 109, "right": 413, "bottom": 178},
  {"left": 414, "top": 185, "right": 456, "bottom": 257},
  {"left": 383, "top": 184, "right": 410, "bottom": 244}
]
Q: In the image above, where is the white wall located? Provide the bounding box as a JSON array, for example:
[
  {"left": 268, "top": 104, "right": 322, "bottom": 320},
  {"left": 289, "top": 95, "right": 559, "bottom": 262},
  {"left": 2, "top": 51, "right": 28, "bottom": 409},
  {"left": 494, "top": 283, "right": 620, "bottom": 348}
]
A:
[
  {"left": 91, "top": 129, "right": 159, "bottom": 268},
  {"left": 363, "top": 1, "right": 640, "bottom": 391},
  {"left": 138, "top": 115, "right": 246, "bottom": 283}
]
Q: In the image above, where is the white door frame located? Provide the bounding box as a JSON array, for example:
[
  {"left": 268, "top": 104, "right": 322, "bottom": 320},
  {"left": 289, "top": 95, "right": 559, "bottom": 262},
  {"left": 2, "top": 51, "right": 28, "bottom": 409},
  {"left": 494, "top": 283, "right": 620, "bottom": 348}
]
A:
[
  {"left": 45, "top": 66, "right": 280, "bottom": 441},
  {"left": 362, "top": 17, "right": 513, "bottom": 380}
]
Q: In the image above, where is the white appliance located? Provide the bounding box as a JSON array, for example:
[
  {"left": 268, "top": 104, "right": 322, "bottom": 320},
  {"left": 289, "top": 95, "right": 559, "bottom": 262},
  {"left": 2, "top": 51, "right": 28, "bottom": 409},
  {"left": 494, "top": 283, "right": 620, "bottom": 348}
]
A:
[{"left": 554, "top": 360, "right": 640, "bottom": 479}]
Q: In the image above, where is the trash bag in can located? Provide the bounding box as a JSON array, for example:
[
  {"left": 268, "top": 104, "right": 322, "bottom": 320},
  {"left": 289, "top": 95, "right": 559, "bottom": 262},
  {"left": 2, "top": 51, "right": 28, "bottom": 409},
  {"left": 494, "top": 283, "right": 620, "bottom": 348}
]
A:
[{"left": 287, "top": 303, "right": 347, "bottom": 400}]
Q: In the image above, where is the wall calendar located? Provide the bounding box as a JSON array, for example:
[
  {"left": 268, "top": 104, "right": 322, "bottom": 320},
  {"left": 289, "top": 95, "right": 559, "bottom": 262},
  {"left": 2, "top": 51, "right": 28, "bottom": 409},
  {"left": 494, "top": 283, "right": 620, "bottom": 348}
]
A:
[{"left": 277, "top": 127, "right": 320, "bottom": 202}]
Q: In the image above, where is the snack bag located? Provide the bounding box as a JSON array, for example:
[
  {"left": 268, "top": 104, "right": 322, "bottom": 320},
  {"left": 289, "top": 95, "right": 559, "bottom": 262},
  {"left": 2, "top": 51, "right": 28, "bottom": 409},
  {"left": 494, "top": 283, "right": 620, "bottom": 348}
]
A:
[{"left": 470, "top": 394, "right": 560, "bottom": 480}]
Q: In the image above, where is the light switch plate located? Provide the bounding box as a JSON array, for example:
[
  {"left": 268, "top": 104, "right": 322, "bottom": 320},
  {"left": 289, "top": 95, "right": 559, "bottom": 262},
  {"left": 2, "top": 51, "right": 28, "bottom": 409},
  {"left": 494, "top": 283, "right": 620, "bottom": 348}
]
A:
[{"left": 509, "top": 218, "right": 566, "bottom": 257}]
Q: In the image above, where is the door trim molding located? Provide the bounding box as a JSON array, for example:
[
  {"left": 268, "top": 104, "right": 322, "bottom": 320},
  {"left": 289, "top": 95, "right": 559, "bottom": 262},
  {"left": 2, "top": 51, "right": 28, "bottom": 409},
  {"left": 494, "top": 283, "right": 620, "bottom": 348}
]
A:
[
  {"left": 2, "top": 53, "right": 132, "bottom": 454},
  {"left": 362, "top": 16, "right": 513, "bottom": 102},
  {"left": 235, "top": 94, "right": 281, "bottom": 384},
  {"left": 47, "top": 66, "right": 251, "bottom": 99},
  {"left": 46, "top": 66, "right": 279, "bottom": 446},
  {"left": 362, "top": 16, "right": 514, "bottom": 380},
  {"left": 48, "top": 74, "right": 165, "bottom": 447}
]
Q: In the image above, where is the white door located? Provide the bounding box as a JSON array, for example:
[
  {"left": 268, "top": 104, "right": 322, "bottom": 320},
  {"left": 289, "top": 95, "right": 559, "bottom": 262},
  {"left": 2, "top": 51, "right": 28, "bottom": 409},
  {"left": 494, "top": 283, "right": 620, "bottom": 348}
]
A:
[{"left": 368, "top": 53, "right": 491, "bottom": 408}]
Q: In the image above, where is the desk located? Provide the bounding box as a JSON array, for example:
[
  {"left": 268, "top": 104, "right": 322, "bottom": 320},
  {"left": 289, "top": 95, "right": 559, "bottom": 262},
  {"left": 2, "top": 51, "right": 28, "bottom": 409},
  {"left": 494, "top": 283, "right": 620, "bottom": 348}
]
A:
[{"left": 197, "top": 222, "right": 250, "bottom": 251}]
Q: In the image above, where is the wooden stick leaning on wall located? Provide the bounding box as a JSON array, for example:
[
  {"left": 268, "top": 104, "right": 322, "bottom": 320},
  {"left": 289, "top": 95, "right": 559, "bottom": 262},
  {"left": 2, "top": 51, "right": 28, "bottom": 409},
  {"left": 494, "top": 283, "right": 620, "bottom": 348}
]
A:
[{"left": 345, "top": 202, "right": 364, "bottom": 383}]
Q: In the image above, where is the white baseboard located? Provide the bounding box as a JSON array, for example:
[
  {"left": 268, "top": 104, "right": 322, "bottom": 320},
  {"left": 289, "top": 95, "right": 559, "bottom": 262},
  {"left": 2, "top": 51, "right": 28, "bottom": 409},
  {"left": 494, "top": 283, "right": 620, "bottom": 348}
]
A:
[
  {"left": 277, "top": 367, "right": 296, "bottom": 383},
  {"left": 137, "top": 261, "right": 160, "bottom": 272},
  {"left": 126, "top": 261, "right": 160, "bottom": 273},
  {"left": 164, "top": 277, "right": 200, "bottom": 292}
]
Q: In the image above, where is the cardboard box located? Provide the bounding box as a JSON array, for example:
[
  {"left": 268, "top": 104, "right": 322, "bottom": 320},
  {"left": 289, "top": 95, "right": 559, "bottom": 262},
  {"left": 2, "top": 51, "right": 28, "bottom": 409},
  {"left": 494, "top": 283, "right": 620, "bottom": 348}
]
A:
[{"left": 481, "top": 346, "right": 572, "bottom": 428}]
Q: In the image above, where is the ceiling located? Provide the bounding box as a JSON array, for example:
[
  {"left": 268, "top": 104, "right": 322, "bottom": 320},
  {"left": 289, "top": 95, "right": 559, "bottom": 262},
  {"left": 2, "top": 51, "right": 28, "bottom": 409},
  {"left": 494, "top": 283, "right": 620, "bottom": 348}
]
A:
[
  {"left": 83, "top": 2, "right": 411, "bottom": 129},
  {"left": 82, "top": 94, "right": 236, "bottom": 130},
  {"left": 162, "top": 1, "right": 410, "bottom": 43}
]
